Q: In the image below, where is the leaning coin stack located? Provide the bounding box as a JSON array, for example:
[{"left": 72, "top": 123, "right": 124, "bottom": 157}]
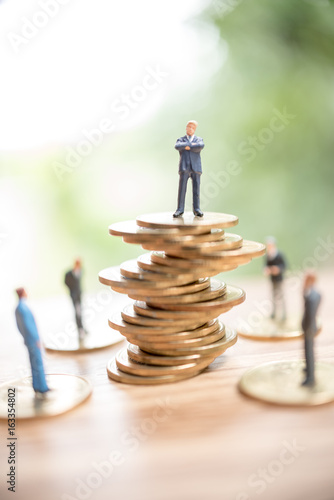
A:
[{"left": 99, "top": 212, "right": 265, "bottom": 385}]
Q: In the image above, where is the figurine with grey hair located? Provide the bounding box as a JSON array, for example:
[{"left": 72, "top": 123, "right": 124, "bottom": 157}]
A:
[
  {"left": 301, "top": 271, "right": 321, "bottom": 387},
  {"left": 14, "top": 287, "right": 50, "bottom": 398},
  {"left": 173, "top": 120, "right": 204, "bottom": 218},
  {"left": 264, "top": 237, "right": 287, "bottom": 322}
]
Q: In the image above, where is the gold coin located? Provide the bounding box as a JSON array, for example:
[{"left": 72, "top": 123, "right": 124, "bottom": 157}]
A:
[
  {"left": 147, "top": 284, "right": 245, "bottom": 313},
  {"left": 126, "top": 228, "right": 226, "bottom": 246},
  {"left": 125, "top": 320, "right": 220, "bottom": 342},
  {"left": 119, "top": 259, "right": 197, "bottom": 286},
  {"left": 199, "top": 240, "right": 266, "bottom": 260},
  {"left": 115, "top": 348, "right": 211, "bottom": 377},
  {"left": 127, "top": 343, "right": 214, "bottom": 366},
  {"left": 128, "top": 278, "right": 210, "bottom": 298},
  {"left": 141, "top": 326, "right": 237, "bottom": 356},
  {"left": 164, "top": 234, "right": 243, "bottom": 258},
  {"left": 0, "top": 374, "right": 92, "bottom": 419},
  {"left": 99, "top": 267, "right": 209, "bottom": 295},
  {"left": 132, "top": 322, "right": 225, "bottom": 350},
  {"left": 136, "top": 211, "right": 239, "bottom": 232},
  {"left": 44, "top": 329, "right": 123, "bottom": 352},
  {"left": 110, "top": 312, "right": 218, "bottom": 336},
  {"left": 137, "top": 253, "right": 225, "bottom": 278},
  {"left": 236, "top": 316, "right": 322, "bottom": 341},
  {"left": 176, "top": 228, "right": 225, "bottom": 245},
  {"left": 143, "top": 279, "right": 226, "bottom": 305},
  {"left": 152, "top": 240, "right": 265, "bottom": 267},
  {"left": 140, "top": 228, "right": 226, "bottom": 250},
  {"left": 150, "top": 251, "right": 239, "bottom": 272},
  {"left": 109, "top": 220, "right": 180, "bottom": 239},
  {"left": 107, "top": 358, "right": 203, "bottom": 385},
  {"left": 99, "top": 267, "right": 188, "bottom": 291},
  {"left": 133, "top": 301, "right": 217, "bottom": 322},
  {"left": 239, "top": 360, "right": 334, "bottom": 406},
  {"left": 121, "top": 303, "right": 207, "bottom": 330}
]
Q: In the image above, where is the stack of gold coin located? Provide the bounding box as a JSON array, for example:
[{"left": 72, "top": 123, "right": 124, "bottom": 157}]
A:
[{"left": 98, "top": 212, "right": 265, "bottom": 385}]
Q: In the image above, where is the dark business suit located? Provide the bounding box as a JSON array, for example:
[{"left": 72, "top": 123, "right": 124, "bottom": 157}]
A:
[
  {"left": 175, "top": 135, "right": 204, "bottom": 213},
  {"left": 265, "top": 251, "right": 287, "bottom": 320},
  {"left": 64, "top": 269, "right": 83, "bottom": 333},
  {"left": 302, "top": 287, "right": 321, "bottom": 385},
  {"left": 15, "top": 299, "right": 49, "bottom": 393}
]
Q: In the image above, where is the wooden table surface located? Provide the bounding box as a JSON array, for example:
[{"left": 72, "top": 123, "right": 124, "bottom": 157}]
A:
[{"left": 1, "top": 271, "right": 333, "bottom": 500}]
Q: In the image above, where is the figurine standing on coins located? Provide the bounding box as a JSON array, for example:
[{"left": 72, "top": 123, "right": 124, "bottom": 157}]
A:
[
  {"left": 14, "top": 288, "right": 50, "bottom": 398},
  {"left": 301, "top": 271, "right": 321, "bottom": 387},
  {"left": 64, "top": 258, "right": 87, "bottom": 342},
  {"left": 173, "top": 120, "right": 204, "bottom": 218},
  {"left": 264, "top": 237, "right": 287, "bottom": 322}
]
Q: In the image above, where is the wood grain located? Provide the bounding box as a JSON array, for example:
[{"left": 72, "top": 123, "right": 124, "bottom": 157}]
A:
[{"left": 1, "top": 271, "right": 333, "bottom": 500}]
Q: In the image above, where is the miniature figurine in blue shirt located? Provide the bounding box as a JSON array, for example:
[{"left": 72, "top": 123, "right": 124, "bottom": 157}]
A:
[
  {"left": 301, "top": 271, "right": 321, "bottom": 387},
  {"left": 173, "top": 120, "right": 204, "bottom": 218},
  {"left": 14, "top": 288, "right": 50, "bottom": 397}
]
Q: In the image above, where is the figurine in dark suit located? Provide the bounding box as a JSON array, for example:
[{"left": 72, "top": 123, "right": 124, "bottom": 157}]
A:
[
  {"left": 264, "top": 237, "right": 287, "bottom": 321},
  {"left": 15, "top": 288, "right": 50, "bottom": 398},
  {"left": 64, "top": 258, "right": 86, "bottom": 341},
  {"left": 173, "top": 120, "right": 205, "bottom": 218},
  {"left": 301, "top": 271, "right": 321, "bottom": 387}
]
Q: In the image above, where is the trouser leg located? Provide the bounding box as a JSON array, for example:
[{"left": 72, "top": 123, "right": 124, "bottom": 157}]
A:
[
  {"left": 191, "top": 172, "right": 201, "bottom": 211},
  {"left": 277, "top": 281, "right": 286, "bottom": 320},
  {"left": 272, "top": 281, "right": 286, "bottom": 320},
  {"left": 271, "top": 282, "right": 277, "bottom": 318},
  {"left": 304, "top": 334, "right": 315, "bottom": 383},
  {"left": 176, "top": 172, "right": 189, "bottom": 212},
  {"left": 28, "top": 346, "right": 49, "bottom": 393},
  {"left": 73, "top": 299, "right": 83, "bottom": 330}
]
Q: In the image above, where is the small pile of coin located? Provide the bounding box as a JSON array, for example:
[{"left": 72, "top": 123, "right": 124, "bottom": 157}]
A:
[{"left": 99, "top": 212, "right": 265, "bottom": 385}]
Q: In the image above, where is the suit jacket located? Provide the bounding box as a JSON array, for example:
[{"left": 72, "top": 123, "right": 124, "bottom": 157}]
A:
[
  {"left": 265, "top": 251, "right": 287, "bottom": 283},
  {"left": 175, "top": 135, "right": 204, "bottom": 173},
  {"left": 302, "top": 288, "right": 321, "bottom": 335},
  {"left": 64, "top": 270, "right": 82, "bottom": 302},
  {"left": 15, "top": 299, "right": 40, "bottom": 348}
]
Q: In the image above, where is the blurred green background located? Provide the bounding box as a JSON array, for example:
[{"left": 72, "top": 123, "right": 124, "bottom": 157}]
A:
[{"left": 1, "top": 0, "right": 334, "bottom": 297}]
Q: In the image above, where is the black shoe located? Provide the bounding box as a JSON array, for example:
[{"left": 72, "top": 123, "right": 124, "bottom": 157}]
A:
[
  {"left": 193, "top": 209, "right": 203, "bottom": 217},
  {"left": 173, "top": 210, "right": 184, "bottom": 218},
  {"left": 301, "top": 378, "right": 315, "bottom": 387}
]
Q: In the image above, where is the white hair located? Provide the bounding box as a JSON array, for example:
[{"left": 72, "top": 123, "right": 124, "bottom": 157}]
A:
[{"left": 187, "top": 120, "right": 198, "bottom": 127}]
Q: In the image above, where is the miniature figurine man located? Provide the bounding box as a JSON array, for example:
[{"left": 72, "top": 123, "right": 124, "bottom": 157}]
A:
[
  {"left": 264, "top": 237, "right": 287, "bottom": 322},
  {"left": 14, "top": 288, "right": 50, "bottom": 398},
  {"left": 64, "top": 258, "right": 87, "bottom": 341},
  {"left": 173, "top": 120, "right": 204, "bottom": 218},
  {"left": 301, "top": 271, "right": 321, "bottom": 387}
]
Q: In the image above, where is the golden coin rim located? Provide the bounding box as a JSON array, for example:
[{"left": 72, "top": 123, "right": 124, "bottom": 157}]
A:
[
  {"left": 146, "top": 285, "right": 245, "bottom": 312},
  {"left": 107, "top": 358, "right": 204, "bottom": 385},
  {"left": 125, "top": 320, "right": 221, "bottom": 342},
  {"left": 136, "top": 212, "right": 239, "bottom": 231},
  {"left": 127, "top": 344, "right": 214, "bottom": 366},
  {"left": 115, "top": 348, "right": 211, "bottom": 377},
  {"left": 133, "top": 301, "right": 218, "bottom": 321},
  {"left": 140, "top": 327, "right": 237, "bottom": 356},
  {"left": 132, "top": 279, "right": 226, "bottom": 305},
  {"left": 132, "top": 323, "right": 226, "bottom": 350},
  {"left": 239, "top": 360, "right": 334, "bottom": 406},
  {"left": 0, "top": 374, "right": 92, "bottom": 419}
]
